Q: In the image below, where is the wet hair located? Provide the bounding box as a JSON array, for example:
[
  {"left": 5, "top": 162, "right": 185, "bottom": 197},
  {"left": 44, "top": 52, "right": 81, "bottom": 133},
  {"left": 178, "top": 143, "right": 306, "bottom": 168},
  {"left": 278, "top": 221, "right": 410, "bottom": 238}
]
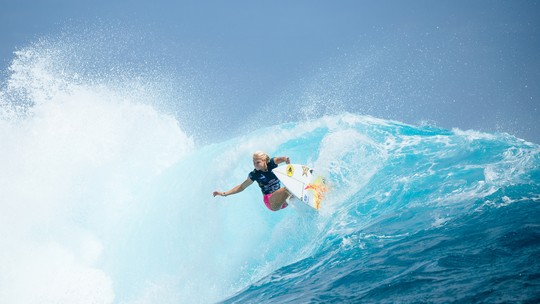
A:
[{"left": 253, "top": 151, "right": 270, "bottom": 162}]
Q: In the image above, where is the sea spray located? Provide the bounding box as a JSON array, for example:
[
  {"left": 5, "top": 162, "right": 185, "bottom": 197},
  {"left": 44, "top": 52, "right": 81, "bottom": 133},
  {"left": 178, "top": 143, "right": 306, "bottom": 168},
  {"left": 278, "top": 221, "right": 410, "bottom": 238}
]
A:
[
  {"left": 0, "top": 41, "right": 194, "bottom": 303},
  {"left": 1, "top": 29, "right": 539, "bottom": 304}
]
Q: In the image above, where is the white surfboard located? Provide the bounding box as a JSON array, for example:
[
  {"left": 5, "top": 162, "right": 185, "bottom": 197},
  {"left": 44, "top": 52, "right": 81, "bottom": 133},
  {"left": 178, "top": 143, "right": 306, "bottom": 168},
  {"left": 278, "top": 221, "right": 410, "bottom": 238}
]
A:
[{"left": 273, "top": 164, "right": 327, "bottom": 210}]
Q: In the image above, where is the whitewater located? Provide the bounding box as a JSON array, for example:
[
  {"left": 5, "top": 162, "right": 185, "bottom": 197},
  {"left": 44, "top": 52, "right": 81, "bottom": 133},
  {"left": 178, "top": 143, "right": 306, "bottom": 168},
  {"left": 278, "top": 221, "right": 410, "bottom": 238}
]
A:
[{"left": 1, "top": 36, "right": 540, "bottom": 304}]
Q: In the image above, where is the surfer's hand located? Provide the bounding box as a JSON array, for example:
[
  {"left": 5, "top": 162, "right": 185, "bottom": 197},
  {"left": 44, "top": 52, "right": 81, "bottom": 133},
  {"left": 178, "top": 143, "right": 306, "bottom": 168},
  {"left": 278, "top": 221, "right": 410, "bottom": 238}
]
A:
[
  {"left": 213, "top": 191, "right": 225, "bottom": 197},
  {"left": 285, "top": 157, "right": 290, "bottom": 164}
]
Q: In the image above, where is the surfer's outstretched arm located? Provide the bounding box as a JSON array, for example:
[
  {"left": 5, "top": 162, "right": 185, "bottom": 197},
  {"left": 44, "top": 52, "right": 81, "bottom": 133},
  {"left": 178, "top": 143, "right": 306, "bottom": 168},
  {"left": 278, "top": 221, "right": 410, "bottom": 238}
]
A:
[
  {"left": 273, "top": 156, "right": 290, "bottom": 165},
  {"left": 213, "top": 177, "right": 254, "bottom": 197}
]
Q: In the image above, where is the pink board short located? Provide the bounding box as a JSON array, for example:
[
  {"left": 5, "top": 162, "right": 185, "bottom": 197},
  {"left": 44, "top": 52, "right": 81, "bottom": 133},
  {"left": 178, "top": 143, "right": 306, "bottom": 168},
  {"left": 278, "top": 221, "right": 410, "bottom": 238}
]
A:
[{"left": 263, "top": 193, "right": 288, "bottom": 211}]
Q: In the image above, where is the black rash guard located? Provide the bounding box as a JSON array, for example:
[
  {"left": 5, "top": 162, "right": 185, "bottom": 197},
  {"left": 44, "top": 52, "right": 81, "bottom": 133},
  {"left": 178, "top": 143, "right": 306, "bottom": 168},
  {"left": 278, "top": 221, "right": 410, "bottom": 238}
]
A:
[{"left": 248, "top": 158, "right": 281, "bottom": 195}]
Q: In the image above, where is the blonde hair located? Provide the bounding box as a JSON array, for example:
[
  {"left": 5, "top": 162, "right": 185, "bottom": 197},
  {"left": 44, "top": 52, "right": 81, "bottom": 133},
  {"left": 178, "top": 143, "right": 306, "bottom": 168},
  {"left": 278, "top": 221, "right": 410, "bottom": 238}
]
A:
[{"left": 252, "top": 151, "right": 270, "bottom": 162}]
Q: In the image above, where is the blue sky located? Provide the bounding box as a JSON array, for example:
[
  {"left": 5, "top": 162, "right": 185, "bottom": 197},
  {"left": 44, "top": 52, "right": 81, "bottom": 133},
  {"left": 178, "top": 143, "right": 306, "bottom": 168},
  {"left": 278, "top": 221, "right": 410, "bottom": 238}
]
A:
[{"left": 1, "top": 0, "right": 539, "bottom": 143}]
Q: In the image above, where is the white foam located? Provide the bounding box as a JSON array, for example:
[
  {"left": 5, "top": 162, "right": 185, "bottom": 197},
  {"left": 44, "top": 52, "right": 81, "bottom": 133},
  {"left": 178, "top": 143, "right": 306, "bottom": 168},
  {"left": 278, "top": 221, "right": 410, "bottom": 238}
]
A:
[{"left": 0, "top": 46, "right": 194, "bottom": 303}]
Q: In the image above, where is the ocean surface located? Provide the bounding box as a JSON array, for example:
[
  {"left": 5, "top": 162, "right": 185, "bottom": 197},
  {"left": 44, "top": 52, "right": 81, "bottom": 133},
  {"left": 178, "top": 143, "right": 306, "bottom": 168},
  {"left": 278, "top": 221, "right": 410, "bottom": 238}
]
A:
[{"left": 1, "top": 35, "right": 540, "bottom": 304}]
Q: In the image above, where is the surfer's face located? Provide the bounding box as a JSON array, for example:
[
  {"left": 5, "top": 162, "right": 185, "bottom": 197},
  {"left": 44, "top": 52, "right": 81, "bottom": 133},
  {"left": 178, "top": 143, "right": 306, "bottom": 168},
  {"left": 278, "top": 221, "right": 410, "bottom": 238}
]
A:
[{"left": 253, "top": 158, "right": 266, "bottom": 171}]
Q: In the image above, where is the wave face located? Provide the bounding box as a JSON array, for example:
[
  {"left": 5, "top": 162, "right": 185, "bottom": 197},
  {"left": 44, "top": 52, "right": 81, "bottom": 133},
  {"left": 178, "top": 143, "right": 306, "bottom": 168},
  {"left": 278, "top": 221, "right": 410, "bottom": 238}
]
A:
[
  {"left": 221, "top": 117, "right": 540, "bottom": 303},
  {"left": 1, "top": 34, "right": 540, "bottom": 304}
]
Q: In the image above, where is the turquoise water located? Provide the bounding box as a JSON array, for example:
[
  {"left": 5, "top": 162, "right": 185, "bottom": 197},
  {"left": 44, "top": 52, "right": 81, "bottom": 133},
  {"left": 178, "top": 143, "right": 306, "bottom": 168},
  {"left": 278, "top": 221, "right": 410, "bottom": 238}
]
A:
[
  {"left": 220, "top": 116, "right": 540, "bottom": 303},
  {"left": 1, "top": 36, "right": 539, "bottom": 304}
]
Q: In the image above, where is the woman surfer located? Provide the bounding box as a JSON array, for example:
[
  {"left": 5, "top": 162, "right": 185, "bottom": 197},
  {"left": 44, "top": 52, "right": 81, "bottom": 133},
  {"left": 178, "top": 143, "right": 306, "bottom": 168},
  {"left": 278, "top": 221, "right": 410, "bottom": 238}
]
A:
[{"left": 213, "top": 151, "right": 291, "bottom": 211}]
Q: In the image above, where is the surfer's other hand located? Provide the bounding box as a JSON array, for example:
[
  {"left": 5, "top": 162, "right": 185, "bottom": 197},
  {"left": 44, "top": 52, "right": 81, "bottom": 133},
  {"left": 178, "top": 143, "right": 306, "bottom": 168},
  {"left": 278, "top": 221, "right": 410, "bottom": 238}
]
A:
[{"left": 213, "top": 191, "right": 225, "bottom": 197}]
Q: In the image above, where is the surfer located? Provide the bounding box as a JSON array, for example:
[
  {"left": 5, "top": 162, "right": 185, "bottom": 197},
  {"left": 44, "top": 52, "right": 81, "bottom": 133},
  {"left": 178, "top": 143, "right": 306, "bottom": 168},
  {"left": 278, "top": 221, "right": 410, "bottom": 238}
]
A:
[{"left": 213, "top": 151, "right": 292, "bottom": 211}]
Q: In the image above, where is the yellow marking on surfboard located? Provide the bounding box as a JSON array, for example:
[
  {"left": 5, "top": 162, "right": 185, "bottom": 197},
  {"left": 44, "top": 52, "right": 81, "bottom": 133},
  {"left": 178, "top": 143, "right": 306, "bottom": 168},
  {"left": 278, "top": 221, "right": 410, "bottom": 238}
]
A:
[{"left": 286, "top": 164, "right": 294, "bottom": 177}]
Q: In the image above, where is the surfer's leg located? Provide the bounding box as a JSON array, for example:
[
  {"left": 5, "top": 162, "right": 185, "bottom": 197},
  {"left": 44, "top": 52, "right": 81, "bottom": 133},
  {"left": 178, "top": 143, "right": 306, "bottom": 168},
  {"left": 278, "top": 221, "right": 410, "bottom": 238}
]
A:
[{"left": 268, "top": 188, "right": 290, "bottom": 211}]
